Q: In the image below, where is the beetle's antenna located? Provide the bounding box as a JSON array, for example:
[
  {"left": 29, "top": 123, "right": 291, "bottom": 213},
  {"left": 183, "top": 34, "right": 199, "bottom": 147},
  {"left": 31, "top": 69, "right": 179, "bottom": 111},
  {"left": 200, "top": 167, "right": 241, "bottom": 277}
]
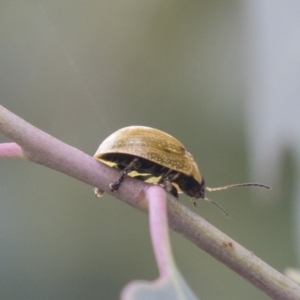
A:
[
  {"left": 204, "top": 183, "right": 270, "bottom": 217},
  {"left": 206, "top": 182, "right": 271, "bottom": 192},
  {"left": 204, "top": 197, "right": 229, "bottom": 218}
]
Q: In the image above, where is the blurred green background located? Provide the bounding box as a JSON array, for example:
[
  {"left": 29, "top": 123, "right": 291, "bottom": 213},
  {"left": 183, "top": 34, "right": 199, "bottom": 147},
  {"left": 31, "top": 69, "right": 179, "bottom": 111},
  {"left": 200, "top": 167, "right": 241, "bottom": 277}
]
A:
[{"left": 0, "top": 1, "right": 297, "bottom": 299}]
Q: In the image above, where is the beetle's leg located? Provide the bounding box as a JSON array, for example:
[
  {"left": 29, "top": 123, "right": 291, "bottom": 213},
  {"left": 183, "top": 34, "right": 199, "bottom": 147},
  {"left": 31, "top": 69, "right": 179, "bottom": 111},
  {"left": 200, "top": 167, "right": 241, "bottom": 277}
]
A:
[
  {"left": 191, "top": 198, "right": 197, "bottom": 207},
  {"left": 159, "top": 170, "right": 180, "bottom": 198},
  {"left": 110, "top": 158, "right": 141, "bottom": 191},
  {"left": 169, "top": 185, "right": 179, "bottom": 198},
  {"left": 159, "top": 170, "right": 180, "bottom": 185},
  {"left": 162, "top": 180, "right": 179, "bottom": 199}
]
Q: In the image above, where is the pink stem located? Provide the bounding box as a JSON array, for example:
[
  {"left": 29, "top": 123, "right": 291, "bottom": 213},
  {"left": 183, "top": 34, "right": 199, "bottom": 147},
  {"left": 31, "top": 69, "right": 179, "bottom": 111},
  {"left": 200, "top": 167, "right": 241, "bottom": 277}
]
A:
[
  {"left": 0, "top": 142, "right": 24, "bottom": 158},
  {"left": 147, "top": 185, "right": 174, "bottom": 278}
]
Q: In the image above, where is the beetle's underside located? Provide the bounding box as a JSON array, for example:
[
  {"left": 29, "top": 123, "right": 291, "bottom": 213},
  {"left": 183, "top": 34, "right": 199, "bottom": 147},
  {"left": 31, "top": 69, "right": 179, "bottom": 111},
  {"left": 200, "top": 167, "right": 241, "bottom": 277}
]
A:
[{"left": 98, "top": 153, "right": 206, "bottom": 200}]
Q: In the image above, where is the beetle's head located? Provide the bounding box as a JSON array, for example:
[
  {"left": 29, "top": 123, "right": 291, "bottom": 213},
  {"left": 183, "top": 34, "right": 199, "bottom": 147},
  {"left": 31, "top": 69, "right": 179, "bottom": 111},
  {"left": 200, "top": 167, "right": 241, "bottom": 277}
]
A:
[{"left": 185, "top": 178, "right": 206, "bottom": 199}]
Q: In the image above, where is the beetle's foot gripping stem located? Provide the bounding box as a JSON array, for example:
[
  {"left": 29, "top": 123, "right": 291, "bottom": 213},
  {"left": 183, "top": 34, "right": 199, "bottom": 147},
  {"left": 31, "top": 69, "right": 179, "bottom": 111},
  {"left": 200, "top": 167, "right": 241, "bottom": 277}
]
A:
[
  {"left": 163, "top": 180, "right": 173, "bottom": 192},
  {"left": 109, "top": 178, "right": 123, "bottom": 191},
  {"left": 158, "top": 181, "right": 179, "bottom": 199},
  {"left": 109, "top": 158, "right": 141, "bottom": 192}
]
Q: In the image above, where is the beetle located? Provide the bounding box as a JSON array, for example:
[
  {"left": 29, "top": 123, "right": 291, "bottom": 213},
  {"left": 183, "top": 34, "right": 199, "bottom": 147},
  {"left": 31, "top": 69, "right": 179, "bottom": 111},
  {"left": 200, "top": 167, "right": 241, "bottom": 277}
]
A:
[{"left": 93, "top": 126, "right": 270, "bottom": 215}]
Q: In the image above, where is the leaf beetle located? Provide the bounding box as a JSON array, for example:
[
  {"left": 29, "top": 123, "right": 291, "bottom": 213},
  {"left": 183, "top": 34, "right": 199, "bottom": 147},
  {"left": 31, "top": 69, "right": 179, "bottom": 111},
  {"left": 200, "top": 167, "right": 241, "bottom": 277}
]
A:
[{"left": 94, "top": 126, "right": 270, "bottom": 216}]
